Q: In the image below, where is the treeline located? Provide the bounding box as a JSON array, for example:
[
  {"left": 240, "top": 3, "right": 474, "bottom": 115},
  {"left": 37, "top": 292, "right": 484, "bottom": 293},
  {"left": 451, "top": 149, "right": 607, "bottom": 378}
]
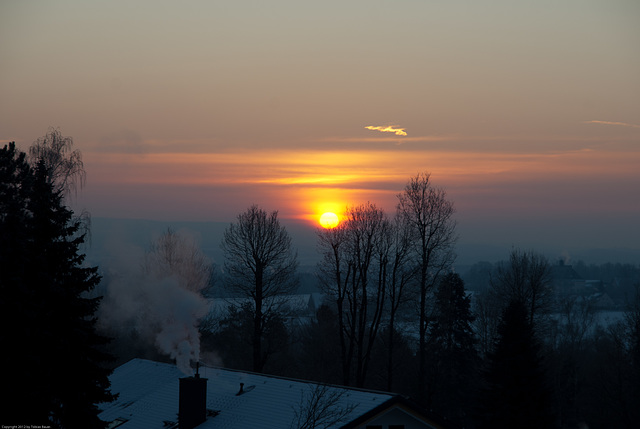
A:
[
  {"left": 200, "top": 177, "right": 640, "bottom": 429},
  {"left": 204, "top": 173, "right": 456, "bottom": 398},
  {"left": 463, "top": 258, "right": 640, "bottom": 303},
  {"left": 205, "top": 247, "right": 640, "bottom": 429}
]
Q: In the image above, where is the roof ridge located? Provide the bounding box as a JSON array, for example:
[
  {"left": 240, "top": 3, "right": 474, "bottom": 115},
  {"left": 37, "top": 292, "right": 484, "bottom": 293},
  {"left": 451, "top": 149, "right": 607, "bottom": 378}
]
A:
[{"left": 196, "top": 362, "right": 397, "bottom": 396}]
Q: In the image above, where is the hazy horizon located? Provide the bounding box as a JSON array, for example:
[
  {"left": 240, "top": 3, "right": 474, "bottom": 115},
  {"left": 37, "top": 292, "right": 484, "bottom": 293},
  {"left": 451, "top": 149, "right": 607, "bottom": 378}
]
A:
[{"left": 85, "top": 217, "right": 640, "bottom": 272}]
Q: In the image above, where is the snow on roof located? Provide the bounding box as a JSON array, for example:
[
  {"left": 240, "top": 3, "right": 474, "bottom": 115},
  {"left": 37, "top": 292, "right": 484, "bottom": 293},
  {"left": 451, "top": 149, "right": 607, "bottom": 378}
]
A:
[{"left": 99, "top": 358, "right": 396, "bottom": 429}]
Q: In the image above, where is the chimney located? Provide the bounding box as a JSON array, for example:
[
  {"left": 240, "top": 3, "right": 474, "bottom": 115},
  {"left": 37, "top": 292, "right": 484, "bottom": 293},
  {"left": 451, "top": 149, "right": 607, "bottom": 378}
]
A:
[{"left": 179, "top": 366, "right": 207, "bottom": 429}]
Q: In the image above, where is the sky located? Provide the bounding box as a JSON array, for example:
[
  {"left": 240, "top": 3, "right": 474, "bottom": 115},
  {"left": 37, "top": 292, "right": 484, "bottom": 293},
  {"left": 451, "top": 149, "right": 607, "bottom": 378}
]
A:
[{"left": 1, "top": 0, "right": 639, "bottom": 263}]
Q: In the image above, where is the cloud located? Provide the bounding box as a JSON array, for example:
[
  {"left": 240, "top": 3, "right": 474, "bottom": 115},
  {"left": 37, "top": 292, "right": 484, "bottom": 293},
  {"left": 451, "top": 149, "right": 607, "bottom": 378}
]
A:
[
  {"left": 584, "top": 120, "right": 640, "bottom": 129},
  {"left": 365, "top": 125, "right": 408, "bottom": 136},
  {"left": 97, "top": 128, "right": 145, "bottom": 153},
  {"left": 321, "top": 135, "right": 453, "bottom": 144}
]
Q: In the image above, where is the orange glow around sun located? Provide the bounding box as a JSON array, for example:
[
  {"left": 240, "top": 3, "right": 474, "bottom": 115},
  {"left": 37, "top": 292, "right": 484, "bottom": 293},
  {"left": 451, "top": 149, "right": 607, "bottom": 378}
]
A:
[{"left": 319, "top": 212, "right": 340, "bottom": 228}]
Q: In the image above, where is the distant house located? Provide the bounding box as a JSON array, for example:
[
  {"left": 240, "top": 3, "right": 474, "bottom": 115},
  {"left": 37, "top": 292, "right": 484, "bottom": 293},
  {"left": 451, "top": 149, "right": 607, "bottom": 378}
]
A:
[
  {"left": 550, "top": 260, "right": 586, "bottom": 296},
  {"left": 587, "top": 292, "right": 615, "bottom": 309},
  {"left": 99, "top": 359, "right": 450, "bottom": 429},
  {"left": 550, "top": 260, "right": 616, "bottom": 309}
]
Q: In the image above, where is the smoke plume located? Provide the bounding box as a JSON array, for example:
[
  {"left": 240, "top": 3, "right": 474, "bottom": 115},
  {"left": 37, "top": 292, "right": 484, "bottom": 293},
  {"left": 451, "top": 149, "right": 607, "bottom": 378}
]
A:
[{"left": 98, "top": 229, "right": 212, "bottom": 375}]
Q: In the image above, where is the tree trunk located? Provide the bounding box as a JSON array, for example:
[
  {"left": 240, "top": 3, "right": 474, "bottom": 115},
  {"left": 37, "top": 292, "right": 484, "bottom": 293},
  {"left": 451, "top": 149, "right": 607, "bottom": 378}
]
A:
[
  {"left": 387, "top": 311, "right": 395, "bottom": 392},
  {"left": 253, "top": 266, "right": 264, "bottom": 372}
]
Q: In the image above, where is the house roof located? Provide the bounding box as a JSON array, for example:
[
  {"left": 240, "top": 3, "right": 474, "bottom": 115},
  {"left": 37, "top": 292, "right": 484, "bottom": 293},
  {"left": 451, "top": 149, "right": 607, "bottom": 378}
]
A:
[
  {"left": 99, "top": 358, "right": 402, "bottom": 429},
  {"left": 550, "top": 263, "right": 583, "bottom": 281},
  {"left": 341, "top": 395, "right": 456, "bottom": 429}
]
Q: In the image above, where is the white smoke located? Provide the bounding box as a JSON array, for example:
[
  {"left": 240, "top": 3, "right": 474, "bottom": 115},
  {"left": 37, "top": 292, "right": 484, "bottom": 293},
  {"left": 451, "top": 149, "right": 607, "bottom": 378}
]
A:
[
  {"left": 98, "top": 229, "right": 212, "bottom": 375},
  {"left": 149, "top": 276, "right": 209, "bottom": 375}
]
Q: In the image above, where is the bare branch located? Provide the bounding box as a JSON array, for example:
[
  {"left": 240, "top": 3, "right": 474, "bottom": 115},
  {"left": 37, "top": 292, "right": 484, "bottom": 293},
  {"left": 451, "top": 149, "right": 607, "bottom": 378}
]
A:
[
  {"left": 28, "top": 127, "right": 86, "bottom": 198},
  {"left": 396, "top": 172, "right": 457, "bottom": 403},
  {"left": 144, "top": 227, "right": 213, "bottom": 293},
  {"left": 220, "top": 205, "right": 298, "bottom": 372},
  {"left": 290, "top": 384, "right": 357, "bottom": 429}
]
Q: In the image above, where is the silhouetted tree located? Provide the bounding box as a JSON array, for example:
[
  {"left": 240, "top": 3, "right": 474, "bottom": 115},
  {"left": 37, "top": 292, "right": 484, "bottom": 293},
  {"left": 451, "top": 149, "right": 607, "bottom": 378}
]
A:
[
  {"left": 317, "top": 202, "right": 390, "bottom": 387},
  {"left": 396, "top": 172, "right": 457, "bottom": 403},
  {"left": 579, "top": 323, "right": 638, "bottom": 429},
  {"left": 426, "top": 273, "right": 478, "bottom": 426},
  {"left": 28, "top": 127, "right": 85, "bottom": 197},
  {"left": 298, "top": 304, "right": 342, "bottom": 384},
  {"left": 474, "top": 291, "right": 502, "bottom": 358},
  {"left": 555, "top": 294, "right": 596, "bottom": 351},
  {"left": 316, "top": 221, "right": 351, "bottom": 385},
  {"left": 623, "top": 284, "right": 640, "bottom": 424},
  {"left": 367, "top": 325, "right": 416, "bottom": 394},
  {"left": 476, "top": 298, "right": 555, "bottom": 429},
  {"left": 548, "top": 295, "right": 596, "bottom": 427},
  {"left": 0, "top": 143, "right": 114, "bottom": 428},
  {"left": 490, "top": 248, "right": 553, "bottom": 328},
  {"left": 143, "top": 227, "right": 213, "bottom": 294},
  {"left": 383, "top": 213, "right": 417, "bottom": 391},
  {"left": 204, "top": 302, "right": 290, "bottom": 374},
  {"left": 221, "top": 205, "right": 298, "bottom": 372},
  {"left": 27, "top": 128, "right": 92, "bottom": 244},
  {"left": 203, "top": 304, "right": 254, "bottom": 370},
  {"left": 289, "top": 384, "right": 357, "bottom": 429}
]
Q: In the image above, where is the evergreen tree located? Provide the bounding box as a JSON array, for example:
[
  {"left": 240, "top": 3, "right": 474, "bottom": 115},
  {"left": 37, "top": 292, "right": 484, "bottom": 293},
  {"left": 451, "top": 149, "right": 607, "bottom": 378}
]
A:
[
  {"left": 297, "top": 304, "right": 343, "bottom": 384},
  {"left": 426, "top": 272, "right": 478, "bottom": 426},
  {"left": 476, "top": 298, "right": 555, "bottom": 429},
  {"left": 0, "top": 143, "right": 114, "bottom": 428}
]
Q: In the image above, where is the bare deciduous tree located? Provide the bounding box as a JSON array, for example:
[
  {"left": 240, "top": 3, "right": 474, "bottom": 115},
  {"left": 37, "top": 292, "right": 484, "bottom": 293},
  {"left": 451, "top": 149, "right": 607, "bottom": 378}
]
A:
[
  {"left": 316, "top": 202, "right": 390, "bottom": 387},
  {"left": 144, "top": 227, "right": 213, "bottom": 294},
  {"left": 490, "top": 248, "right": 553, "bottom": 328},
  {"left": 383, "top": 213, "right": 418, "bottom": 391},
  {"left": 396, "top": 172, "right": 457, "bottom": 403},
  {"left": 221, "top": 205, "right": 298, "bottom": 372},
  {"left": 290, "top": 384, "right": 357, "bottom": 429},
  {"left": 474, "top": 291, "right": 503, "bottom": 358},
  {"left": 347, "top": 203, "right": 390, "bottom": 387},
  {"left": 27, "top": 128, "right": 91, "bottom": 240},
  {"left": 28, "top": 127, "right": 85, "bottom": 197},
  {"left": 624, "top": 284, "right": 640, "bottom": 385},
  {"left": 556, "top": 295, "right": 596, "bottom": 351},
  {"left": 317, "top": 222, "right": 352, "bottom": 385}
]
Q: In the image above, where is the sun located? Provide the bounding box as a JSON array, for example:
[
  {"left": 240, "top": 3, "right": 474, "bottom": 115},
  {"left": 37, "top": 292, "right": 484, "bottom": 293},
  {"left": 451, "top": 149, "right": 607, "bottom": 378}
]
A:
[{"left": 319, "top": 212, "right": 340, "bottom": 229}]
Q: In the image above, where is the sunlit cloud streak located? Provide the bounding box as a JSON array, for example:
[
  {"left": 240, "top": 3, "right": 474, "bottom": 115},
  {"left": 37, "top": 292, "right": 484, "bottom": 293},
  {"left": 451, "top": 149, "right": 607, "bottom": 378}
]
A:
[
  {"left": 79, "top": 142, "right": 640, "bottom": 226},
  {"left": 584, "top": 120, "right": 640, "bottom": 129},
  {"left": 321, "top": 135, "right": 450, "bottom": 144},
  {"left": 86, "top": 147, "right": 640, "bottom": 190},
  {"left": 365, "top": 125, "right": 408, "bottom": 136}
]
